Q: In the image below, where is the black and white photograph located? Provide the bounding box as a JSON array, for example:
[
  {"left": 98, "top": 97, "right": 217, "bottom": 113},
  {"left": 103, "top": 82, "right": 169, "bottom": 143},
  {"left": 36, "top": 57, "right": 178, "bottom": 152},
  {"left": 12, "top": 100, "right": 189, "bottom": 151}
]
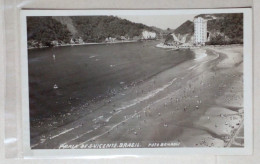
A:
[{"left": 21, "top": 9, "right": 252, "bottom": 151}]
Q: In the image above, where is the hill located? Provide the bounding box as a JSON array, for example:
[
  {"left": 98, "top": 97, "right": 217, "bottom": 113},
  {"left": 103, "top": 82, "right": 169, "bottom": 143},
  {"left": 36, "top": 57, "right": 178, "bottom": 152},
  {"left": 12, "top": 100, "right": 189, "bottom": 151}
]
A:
[
  {"left": 207, "top": 13, "right": 243, "bottom": 44},
  {"left": 27, "top": 17, "right": 72, "bottom": 47},
  {"left": 174, "top": 20, "right": 194, "bottom": 35},
  {"left": 164, "top": 13, "right": 243, "bottom": 45},
  {"left": 164, "top": 20, "right": 194, "bottom": 45},
  {"left": 27, "top": 16, "right": 159, "bottom": 48}
]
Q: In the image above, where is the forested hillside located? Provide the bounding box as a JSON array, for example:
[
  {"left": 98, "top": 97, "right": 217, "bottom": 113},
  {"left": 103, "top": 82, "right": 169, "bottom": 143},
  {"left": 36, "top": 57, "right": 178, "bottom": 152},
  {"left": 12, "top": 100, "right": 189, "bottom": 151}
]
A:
[
  {"left": 27, "top": 17, "right": 72, "bottom": 47},
  {"left": 174, "top": 20, "right": 194, "bottom": 35},
  {"left": 27, "top": 16, "right": 158, "bottom": 48},
  {"left": 70, "top": 16, "right": 156, "bottom": 42},
  {"left": 164, "top": 20, "right": 194, "bottom": 45},
  {"left": 206, "top": 13, "right": 243, "bottom": 44},
  {"left": 164, "top": 13, "right": 243, "bottom": 45},
  {"left": 194, "top": 13, "right": 243, "bottom": 44}
]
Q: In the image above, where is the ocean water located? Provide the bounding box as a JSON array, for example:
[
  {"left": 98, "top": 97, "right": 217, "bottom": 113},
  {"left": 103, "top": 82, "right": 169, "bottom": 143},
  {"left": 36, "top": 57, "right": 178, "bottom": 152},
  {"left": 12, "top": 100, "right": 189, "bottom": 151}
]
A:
[{"left": 28, "top": 40, "right": 194, "bottom": 119}]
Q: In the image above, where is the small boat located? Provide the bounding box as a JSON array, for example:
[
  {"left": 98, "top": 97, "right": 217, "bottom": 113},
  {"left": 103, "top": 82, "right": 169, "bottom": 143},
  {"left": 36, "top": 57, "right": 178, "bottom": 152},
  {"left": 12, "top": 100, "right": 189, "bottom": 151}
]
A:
[{"left": 53, "top": 84, "right": 58, "bottom": 89}]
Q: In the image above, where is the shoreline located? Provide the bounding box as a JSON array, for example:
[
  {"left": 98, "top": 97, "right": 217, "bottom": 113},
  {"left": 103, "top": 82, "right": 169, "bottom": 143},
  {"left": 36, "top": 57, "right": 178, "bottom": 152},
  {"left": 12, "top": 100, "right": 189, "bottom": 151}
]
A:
[
  {"left": 28, "top": 40, "right": 140, "bottom": 50},
  {"left": 29, "top": 40, "right": 243, "bottom": 50},
  {"left": 156, "top": 42, "right": 243, "bottom": 50}
]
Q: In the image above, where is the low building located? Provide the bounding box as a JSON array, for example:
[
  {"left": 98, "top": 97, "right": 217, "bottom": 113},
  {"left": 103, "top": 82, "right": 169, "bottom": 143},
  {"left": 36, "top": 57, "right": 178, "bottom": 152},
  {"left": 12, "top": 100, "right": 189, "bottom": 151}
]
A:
[
  {"left": 105, "top": 37, "right": 116, "bottom": 42},
  {"left": 120, "top": 36, "right": 127, "bottom": 40},
  {"left": 78, "top": 37, "right": 84, "bottom": 44},
  {"left": 70, "top": 38, "right": 75, "bottom": 44},
  {"left": 141, "top": 30, "right": 156, "bottom": 40},
  {"left": 51, "top": 40, "right": 59, "bottom": 46}
]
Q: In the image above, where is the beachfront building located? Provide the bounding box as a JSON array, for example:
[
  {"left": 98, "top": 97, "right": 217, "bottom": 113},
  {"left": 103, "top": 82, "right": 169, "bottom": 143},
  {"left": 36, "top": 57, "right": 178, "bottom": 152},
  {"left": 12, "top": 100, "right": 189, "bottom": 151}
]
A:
[
  {"left": 141, "top": 30, "right": 156, "bottom": 40},
  {"left": 105, "top": 37, "right": 116, "bottom": 42},
  {"left": 194, "top": 17, "right": 208, "bottom": 46}
]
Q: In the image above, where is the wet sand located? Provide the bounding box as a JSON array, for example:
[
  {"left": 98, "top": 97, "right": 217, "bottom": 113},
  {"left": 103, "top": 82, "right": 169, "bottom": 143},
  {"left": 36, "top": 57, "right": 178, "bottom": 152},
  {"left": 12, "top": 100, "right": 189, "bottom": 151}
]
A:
[{"left": 30, "top": 45, "right": 244, "bottom": 149}]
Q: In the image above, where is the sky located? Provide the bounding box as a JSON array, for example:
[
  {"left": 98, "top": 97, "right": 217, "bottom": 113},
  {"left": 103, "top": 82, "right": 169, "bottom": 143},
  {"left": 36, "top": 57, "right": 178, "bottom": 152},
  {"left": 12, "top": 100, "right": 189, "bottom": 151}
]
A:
[{"left": 118, "top": 15, "right": 197, "bottom": 30}]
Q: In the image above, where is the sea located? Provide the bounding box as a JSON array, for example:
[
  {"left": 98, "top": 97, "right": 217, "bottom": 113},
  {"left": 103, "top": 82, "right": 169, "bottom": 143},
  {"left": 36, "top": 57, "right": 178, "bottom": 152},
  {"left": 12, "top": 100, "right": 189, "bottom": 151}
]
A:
[{"left": 28, "top": 40, "right": 194, "bottom": 120}]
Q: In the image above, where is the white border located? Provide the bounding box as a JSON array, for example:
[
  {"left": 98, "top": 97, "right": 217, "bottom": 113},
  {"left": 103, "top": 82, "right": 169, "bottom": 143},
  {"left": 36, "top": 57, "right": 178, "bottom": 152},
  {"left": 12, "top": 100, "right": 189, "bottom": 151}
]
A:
[{"left": 20, "top": 8, "right": 253, "bottom": 158}]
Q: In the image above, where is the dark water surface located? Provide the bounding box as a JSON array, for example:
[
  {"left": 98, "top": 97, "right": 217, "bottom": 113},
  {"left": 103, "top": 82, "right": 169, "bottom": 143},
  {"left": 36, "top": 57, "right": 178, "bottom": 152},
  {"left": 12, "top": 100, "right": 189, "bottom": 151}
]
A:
[{"left": 28, "top": 41, "right": 194, "bottom": 119}]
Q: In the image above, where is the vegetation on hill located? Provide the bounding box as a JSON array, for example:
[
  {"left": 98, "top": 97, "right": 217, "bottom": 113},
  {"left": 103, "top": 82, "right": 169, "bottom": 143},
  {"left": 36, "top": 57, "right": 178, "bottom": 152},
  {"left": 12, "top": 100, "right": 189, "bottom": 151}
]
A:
[
  {"left": 27, "top": 13, "right": 243, "bottom": 48},
  {"left": 173, "top": 20, "right": 194, "bottom": 35},
  {"left": 27, "top": 17, "right": 72, "bottom": 47},
  {"left": 164, "top": 20, "right": 194, "bottom": 45},
  {"left": 27, "top": 16, "right": 159, "bottom": 48},
  {"left": 196, "top": 13, "right": 243, "bottom": 45},
  {"left": 70, "top": 16, "right": 157, "bottom": 42},
  {"left": 164, "top": 13, "right": 243, "bottom": 45}
]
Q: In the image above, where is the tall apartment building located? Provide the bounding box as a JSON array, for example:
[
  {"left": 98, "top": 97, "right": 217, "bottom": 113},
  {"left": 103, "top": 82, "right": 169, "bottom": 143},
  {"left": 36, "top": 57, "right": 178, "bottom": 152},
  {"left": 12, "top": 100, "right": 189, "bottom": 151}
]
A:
[{"left": 194, "top": 17, "right": 208, "bottom": 45}]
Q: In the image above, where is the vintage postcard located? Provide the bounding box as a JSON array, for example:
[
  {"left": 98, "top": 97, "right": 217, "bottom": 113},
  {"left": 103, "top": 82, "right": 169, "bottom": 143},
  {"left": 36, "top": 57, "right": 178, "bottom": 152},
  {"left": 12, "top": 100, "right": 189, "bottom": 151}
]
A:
[{"left": 20, "top": 9, "right": 252, "bottom": 157}]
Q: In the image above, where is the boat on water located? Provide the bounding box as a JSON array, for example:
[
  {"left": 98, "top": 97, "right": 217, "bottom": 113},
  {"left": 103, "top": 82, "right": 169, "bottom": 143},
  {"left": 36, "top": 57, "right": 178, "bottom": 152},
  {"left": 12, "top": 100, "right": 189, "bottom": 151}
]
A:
[{"left": 53, "top": 84, "right": 58, "bottom": 89}]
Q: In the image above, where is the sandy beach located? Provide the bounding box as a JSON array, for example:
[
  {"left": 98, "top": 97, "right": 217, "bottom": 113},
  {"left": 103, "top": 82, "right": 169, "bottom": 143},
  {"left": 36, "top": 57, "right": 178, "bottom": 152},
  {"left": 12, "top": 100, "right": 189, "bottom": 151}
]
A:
[{"left": 30, "top": 44, "right": 244, "bottom": 149}]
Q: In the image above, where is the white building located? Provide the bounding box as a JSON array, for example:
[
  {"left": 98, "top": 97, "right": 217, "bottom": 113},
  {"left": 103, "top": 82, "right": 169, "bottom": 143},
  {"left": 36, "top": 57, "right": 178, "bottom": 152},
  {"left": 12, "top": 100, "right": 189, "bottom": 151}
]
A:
[
  {"left": 194, "top": 17, "right": 208, "bottom": 45},
  {"left": 105, "top": 37, "right": 116, "bottom": 42},
  {"left": 141, "top": 30, "right": 156, "bottom": 40}
]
